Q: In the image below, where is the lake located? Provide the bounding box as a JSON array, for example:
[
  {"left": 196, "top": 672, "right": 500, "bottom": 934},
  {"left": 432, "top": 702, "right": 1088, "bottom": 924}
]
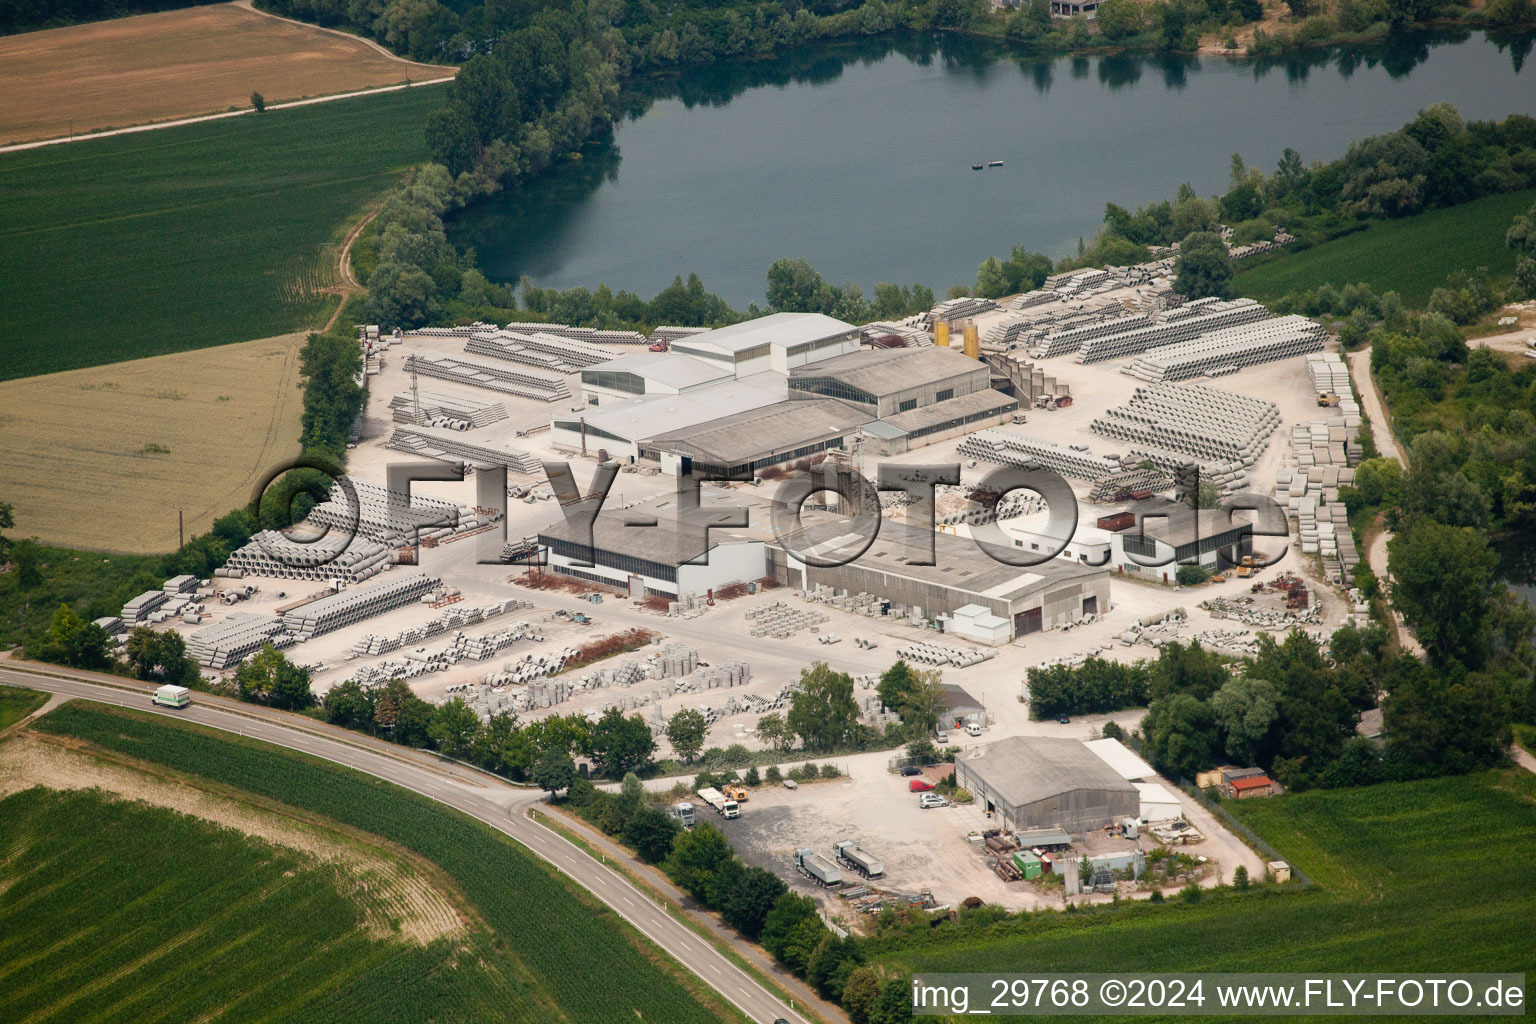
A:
[{"left": 449, "top": 29, "right": 1536, "bottom": 307}]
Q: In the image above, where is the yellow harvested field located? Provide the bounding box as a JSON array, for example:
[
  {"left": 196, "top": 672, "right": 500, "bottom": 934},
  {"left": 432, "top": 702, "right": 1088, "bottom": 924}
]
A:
[
  {"left": 0, "top": 2, "right": 454, "bottom": 145},
  {"left": 0, "top": 332, "right": 308, "bottom": 554}
]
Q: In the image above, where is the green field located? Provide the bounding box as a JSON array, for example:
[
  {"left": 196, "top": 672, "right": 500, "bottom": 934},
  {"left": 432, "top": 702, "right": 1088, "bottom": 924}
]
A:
[
  {"left": 0, "top": 685, "right": 47, "bottom": 730},
  {"left": 1237, "top": 188, "right": 1536, "bottom": 308},
  {"left": 0, "top": 87, "right": 442, "bottom": 381},
  {"left": 18, "top": 702, "right": 740, "bottom": 1024},
  {"left": 870, "top": 771, "right": 1536, "bottom": 1012}
]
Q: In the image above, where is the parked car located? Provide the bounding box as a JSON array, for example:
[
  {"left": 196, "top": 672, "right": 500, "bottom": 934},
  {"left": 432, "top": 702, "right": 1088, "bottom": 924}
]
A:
[
  {"left": 934, "top": 730, "right": 949, "bottom": 744},
  {"left": 1056, "top": 714, "right": 1071, "bottom": 725},
  {"left": 965, "top": 723, "right": 983, "bottom": 737},
  {"left": 899, "top": 765, "right": 923, "bottom": 777},
  {"left": 908, "top": 778, "right": 935, "bottom": 792},
  {"left": 918, "top": 793, "right": 949, "bottom": 809}
]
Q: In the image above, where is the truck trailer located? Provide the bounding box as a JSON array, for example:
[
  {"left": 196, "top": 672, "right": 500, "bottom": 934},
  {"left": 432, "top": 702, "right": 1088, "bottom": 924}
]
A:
[
  {"left": 794, "top": 848, "right": 843, "bottom": 887},
  {"left": 696, "top": 787, "right": 740, "bottom": 819},
  {"left": 833, "top": 840, "right": 885, "bottom": 879}
]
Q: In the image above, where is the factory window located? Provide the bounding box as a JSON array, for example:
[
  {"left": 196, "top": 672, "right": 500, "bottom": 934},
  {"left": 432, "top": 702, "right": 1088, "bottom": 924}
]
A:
[
  {"left": 541, "top": 536, "right": 679, "bottom": 583},
  {"left": 898, "top": 398, "right": 919, "bottom": 413},
  {"left": 736, "top": 344, "right": 771, "bottom": 362},
  {"left": 580, "top": 369, "right": 647, "bottom": 395},
  {"left": 936, "top": 388, "right": 954, "bottom": 402},
  {"left": 906, "top": 403, "right": 1018, "bottom": 440},
  {"left": 789, "top": 377, "right": 877, "bottom": 405}
]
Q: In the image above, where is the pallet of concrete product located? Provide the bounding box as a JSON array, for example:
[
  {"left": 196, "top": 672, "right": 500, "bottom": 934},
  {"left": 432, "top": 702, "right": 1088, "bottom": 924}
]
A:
[
  {"left": 957, "top": 429, "right": 1119, "bottom": 480},
  {"left": 1090, "top": 382, "right": 1279, "bottom": 467},
  {"left": 1124, "top": 315, "right": 1328, "bottom": 383},
  {"left": 187, "top": 612, "right": 288, "bottom": 668},
  {"left": 404, "top": 351, "right": 571, "bottom": 402},
  {"left": 465, "top": 329, "right": 614, "bottom": 372},
  {"left": 386, "top": 425, "right": 541, "bottom": 474},
  {"left": 388, "top": 388, "right": 508, "bottom": 428},
  {"left": 282, "top": 571, "right": 443, "bottom": 639}
]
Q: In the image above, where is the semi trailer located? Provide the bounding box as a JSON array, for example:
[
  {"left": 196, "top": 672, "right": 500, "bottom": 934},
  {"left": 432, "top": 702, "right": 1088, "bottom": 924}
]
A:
[
  {"left": 833, "top": 840, "right": 885, "bottom": 879},
  {"left": 794, "top": 848, "right": 843, "bottom": 887}
]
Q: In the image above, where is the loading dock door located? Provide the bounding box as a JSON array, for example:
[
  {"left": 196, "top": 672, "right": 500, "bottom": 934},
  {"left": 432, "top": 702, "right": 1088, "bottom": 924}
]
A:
[
  {"left": 1017, "top": 607, "right": 1043, "bottom": 635},
  {"left": 1083, "top": 596, "right": 1098, "bottom": 616}
]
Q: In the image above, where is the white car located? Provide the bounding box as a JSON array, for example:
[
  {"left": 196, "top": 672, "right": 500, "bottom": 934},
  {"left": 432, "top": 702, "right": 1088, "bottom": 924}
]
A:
[
  {"left": 918, "top": 793, "right": 949, "bottom": 809},
  {"left": 965, "top": 723, "right": 983, "bottom": 737}
]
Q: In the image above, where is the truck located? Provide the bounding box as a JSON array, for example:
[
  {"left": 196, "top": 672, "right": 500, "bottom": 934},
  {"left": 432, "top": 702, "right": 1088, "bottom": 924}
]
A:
[
  {"left": 152, "top": 685, "right": 191, "bottom": 709},
  {"left": 794, "top": 848, "right": 844, "bottom": 887},
  {"left": 670, "top": 802, "right": 696, "bottom": 829},
  {"left": 696, "top": 787, "right": 739, "bottom": 819},
  {"left": 833, "top": 840, "right": 885, "bottom": 879}
]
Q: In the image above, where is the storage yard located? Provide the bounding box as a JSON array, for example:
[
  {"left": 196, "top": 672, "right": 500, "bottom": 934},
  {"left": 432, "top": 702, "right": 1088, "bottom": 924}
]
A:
[{"left": 113, "top": 257, "right": 1372, "bottom": 913}]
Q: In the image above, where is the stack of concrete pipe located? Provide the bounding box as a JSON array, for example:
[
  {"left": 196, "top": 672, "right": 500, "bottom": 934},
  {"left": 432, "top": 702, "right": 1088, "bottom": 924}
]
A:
[{"left": 1124, "top": 315, "right": 1328, "bottom": 383}]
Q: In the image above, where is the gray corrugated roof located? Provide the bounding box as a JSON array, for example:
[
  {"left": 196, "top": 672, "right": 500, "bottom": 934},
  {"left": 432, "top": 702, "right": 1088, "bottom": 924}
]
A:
[
  {"left": 584, "top": 353, "right": 730, "bottom": 391},
  {"left": 963, "top": 736, "right": 1138, "bottom": 808},
  {"left": 789, "top": 346, "right": 984, "bottom": 396},
  {"left": 643, "top": 398, "right": 874, "bottom": 465},
  {"left": 879, "top": 389, "right": 1019, "bottom": 433},
  {"left": 672, "top": 313, "right": 855, "bottom": 355},
  {"left": 555, "top": 373, "right": 788, "bottom": 442}
]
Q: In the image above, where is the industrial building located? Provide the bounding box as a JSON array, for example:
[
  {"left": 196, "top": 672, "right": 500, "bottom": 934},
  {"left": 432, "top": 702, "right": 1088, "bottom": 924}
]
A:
[
  {"left": 535, "top": 495, "right": 767, "bottom": 599},
  {"left": 668, "top": 312, "right": 860, "bottom": 375},
  {"left": 787, "top": 347, "right": 990, "bottom": 418},
  {"left": 642, "top": 398, "right": 875, "bottom": 477},
  {"left": 769, "top": 520, "right": 1111, "bottom": 639},
  {"left": 578, "top": 351, "right": 733, "bottom": 405},
  {"left": 550, "top": 374, "right": 788, "bottom": 461},
  {"left": 955, "top": 736, "right": 1141, "bottom": 834},
  {"left": 1111, "top": 500, "right": 1255, "bottom": 580},
  {"left": 938, "top": 684, "right": 986, "bottom": 730}
]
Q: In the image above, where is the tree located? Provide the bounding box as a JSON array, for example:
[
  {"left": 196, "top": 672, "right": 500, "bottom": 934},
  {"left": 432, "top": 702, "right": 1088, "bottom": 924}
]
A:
[
  {"left": 1095, "top": 0, "right": 1142, "bottom": 38},
  {"left": 1383, "top": 660, "right": 1510, "bottom": 776},
  {"left": 588, "top": 707, "right": 657, "bottom": 778},
  {"left": 664, "top": 824, "right": 732, "bottom": 902},
  {"left": 1388, "top": 520, "right": 1498, "bottom": 667},
  {"left": 532, "top": 747, "right": 576, "bottom": 796},
  {"left": 37, "top": 604, "right": 112, "bottom": 670},
  {"left": 251, "top": 91, "right": 266, "bottom": 113},
  {"left": 428, "top": 697, "right": 481, "bottom": 758},
  {"left": 322, "top": 680, "right": 375, "bottom": 730},
  {"left": 235, "top": 644, "right": 313, "bottom": 710},
  {"left": 766, "top": 257, "right": 829, "bottom": 312},
  {"left": 975, "top": 257, "right": 1010, "bottom": 299},
  {"left": 1173, "top": 231, "right": 1233, "bottom": 299},
  {"left": 12, "top": 538, "right": 42, "bottom": 592},
  {"left": 876, "top": 660, "right": 916, "bottom": 712},
  {"left": 0, "top": 500, "right": 13, "bottom": 560},
  {"left": 666, "top": 708, "right": 708, "bottom": 763},
  {"left": 1141, "top": 693, "right": 1220, "bottom": 779},
  {"left": 1233, "top": 864, "right": 1251, "bottom": 890},
  {"left": 843, "top": 966, "right": 884, "bottom": 1024},
  {"left": 756, "top": 711, "right": 789, "bottom": 752},
  {"left": 1209, "top": 675, "right": 1279, "bottom": 765},
  {"left": 1150, "top": 640, "right": 1227, "bottom": 701},
  {"left": 760, "top": 892, "right": 826, "bottom": 974},
  {"left": 367, "top": 261, "right": 440, "bottom": 328},
  {"left": 426, "top": 104, "right": 479, "bottom": 177},
  {"left": 787, "top": 662, "right": 860, "bottom": 752},
  {"left": 715, "top": 863, "right": 787, "bottom": 939},
  {"left": 623, "top": 805, "right": 681, "bottom": 863},
  {"left": 124, "top": 628, "right": 197, "bottom": 685}
]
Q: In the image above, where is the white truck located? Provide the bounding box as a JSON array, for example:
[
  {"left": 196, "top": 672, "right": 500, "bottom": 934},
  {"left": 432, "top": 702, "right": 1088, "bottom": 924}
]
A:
[
  {"left": 696, "top": 787, "right": 739, "bottom": 819},
  {"left": 833, "top": 840, "right": 885, "bottom": 879},
  {"left": 671, "top": 801, "right": 696, "bottom": 828},
  {"left": 152, "top": 685, "right": 191, "bottom": 709},
  {"left": 794, "top": 848, "right": 843, "bottom": 887}
]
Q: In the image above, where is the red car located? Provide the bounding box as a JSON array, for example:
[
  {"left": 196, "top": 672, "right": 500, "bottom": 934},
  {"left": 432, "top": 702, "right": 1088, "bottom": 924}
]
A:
[{"left": 908, "top": 778, "right": 935, "bottom": 792}]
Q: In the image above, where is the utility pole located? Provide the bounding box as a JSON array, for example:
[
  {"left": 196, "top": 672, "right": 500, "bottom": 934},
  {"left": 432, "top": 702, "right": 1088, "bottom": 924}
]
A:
[{"left": 177, "top": 508, "right": 184, "bottom": 550}]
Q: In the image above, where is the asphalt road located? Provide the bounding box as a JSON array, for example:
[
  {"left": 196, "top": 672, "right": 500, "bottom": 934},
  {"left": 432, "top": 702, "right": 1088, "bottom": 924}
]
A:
[{"left": 0, "top": 662, "right": 811, "bottom": 1024}]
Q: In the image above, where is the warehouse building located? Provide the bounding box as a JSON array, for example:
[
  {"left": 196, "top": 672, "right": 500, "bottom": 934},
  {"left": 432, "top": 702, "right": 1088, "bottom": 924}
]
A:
[
  {"left": 550, "top": 373, "right": 788, "bottom": 460},
  {"left": 536, "top": 495, "right": 767, "bottom": 599},
  {"left": 769, "top": 520, "right": 1111, "bottom": 639},
  {"left": 641, "top": 398, "right": 875, "bottom": 477},
  {"left": 1112, "top": 500, "right": 1255, "bottom": 581},
  {"left": 955, "top": 736, "right": 1141, "bottom": 834},
  {"left": 938, "top": 684, "right": 986, "bottom": 730},
  {"left": 669, "top": 312, "right": 860, "bottom": 375},
  {"left": 578, "top": 352, "right": 732, "bottom": 405}
]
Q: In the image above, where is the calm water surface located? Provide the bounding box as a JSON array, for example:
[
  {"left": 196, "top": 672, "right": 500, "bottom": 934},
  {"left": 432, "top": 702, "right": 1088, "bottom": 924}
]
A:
[{"left": 449, "top": 30, "right": 1536, "bottom": 306}]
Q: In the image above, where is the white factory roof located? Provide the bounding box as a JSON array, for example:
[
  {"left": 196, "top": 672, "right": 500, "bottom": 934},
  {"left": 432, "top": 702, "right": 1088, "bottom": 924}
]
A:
[
  {"left": 673, "top": 312, "right": 855, "bottom": 355},
  {"left": 584, "top": 352, "right": 731, "bottom": 391},
  {"left": 558, "top": 372, "right": 787, "bottom": 442},
  {"left": 1085, "top": 738, "right": 1157, "bottom": 780}
]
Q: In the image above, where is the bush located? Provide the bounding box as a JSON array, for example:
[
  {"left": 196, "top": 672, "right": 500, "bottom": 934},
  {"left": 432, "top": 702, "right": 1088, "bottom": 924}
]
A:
[
  {"left": 744, "top": 766, "right": 761, "bottom": 786},
  {"left": 765, "top": 765, "right": 783, "bottom": 784},
  {"left": 723, "top": 743, "right": 752, "bottom": 766},
  {"left": 1180, "top": 883, "right": 1204, "bottom": 903},
  {"left": 819, "top": 763, "right": 841, "bottom": 779},
  {"left": 1176, "top": 564, "right": 1210, "bottom": 586}
]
